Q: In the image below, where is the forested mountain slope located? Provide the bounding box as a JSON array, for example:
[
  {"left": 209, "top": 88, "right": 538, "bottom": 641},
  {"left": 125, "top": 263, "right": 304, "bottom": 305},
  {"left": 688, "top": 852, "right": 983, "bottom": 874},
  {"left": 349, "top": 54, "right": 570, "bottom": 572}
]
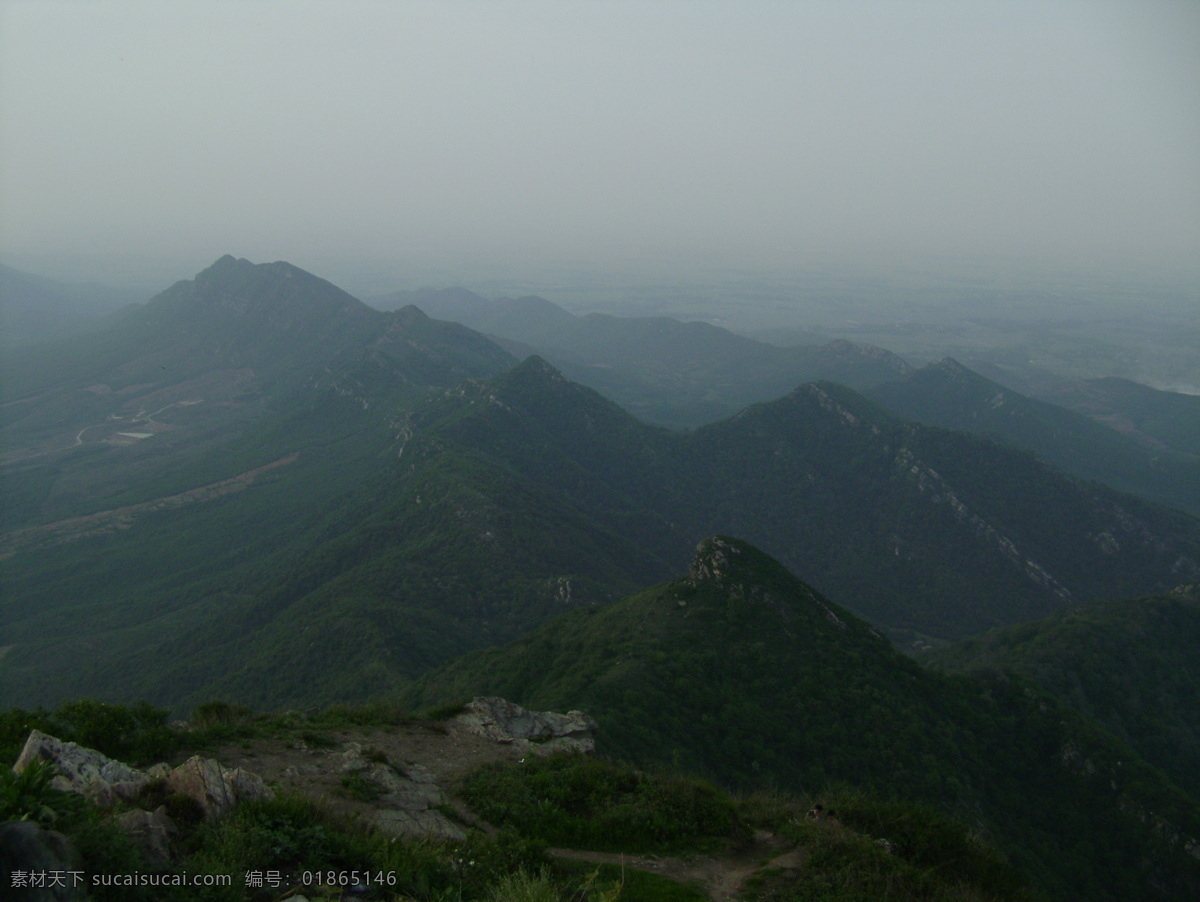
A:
[
  {"left": 402, "top": 357, "right": 1200, "bottom": 638},
  {"left": 374, "top": 285, "right": 911, "bottom": 428},
  {"left": 870, "top": 358, "right": 1200, "bottom": 516},
  {"left": 928, "top": 585, "right": 1200, "bottom": 800},
  {"left": 1037, "top": 376, "right": 1200, "bottom": 457},
  {"left": 407, "top": 536, "right": 1200, "bottom": 902},
  {"left": 4, "top": 258, "right": 1200, "bottom": 715}
]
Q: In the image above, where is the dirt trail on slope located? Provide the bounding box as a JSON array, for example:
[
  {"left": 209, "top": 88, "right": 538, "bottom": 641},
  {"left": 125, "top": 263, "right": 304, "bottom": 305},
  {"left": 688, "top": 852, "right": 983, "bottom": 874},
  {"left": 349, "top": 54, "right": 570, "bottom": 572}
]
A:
[
  {"left": 548, "top": 831, "right": 805, "bottom": 901},
  {"left": 0, "top": 452, "right": 298, "bottom": 558}
]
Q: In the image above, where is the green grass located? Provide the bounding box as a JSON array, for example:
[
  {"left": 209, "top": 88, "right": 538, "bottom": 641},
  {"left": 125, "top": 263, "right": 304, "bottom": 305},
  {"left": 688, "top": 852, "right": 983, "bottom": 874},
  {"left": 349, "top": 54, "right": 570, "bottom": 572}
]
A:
[
  {"left": 746, "top": 785, "right": 1036, "bottom": 902},
  {"left": 460, "top": 752, "right": 749, "bottom": 855},
  {"left": 553, "top": 860, "right": 707, "bottom": 901},
  {"left": 0, "top": 699, "right": 180, "bottom": 766},
  {"left": 339, "top": 771, "right": 384, "bottom": 802}
]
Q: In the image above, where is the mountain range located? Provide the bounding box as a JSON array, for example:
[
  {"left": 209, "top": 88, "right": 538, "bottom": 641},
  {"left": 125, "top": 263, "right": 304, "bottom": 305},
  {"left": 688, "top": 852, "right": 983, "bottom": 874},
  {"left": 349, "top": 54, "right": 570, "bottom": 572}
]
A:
[
  {"left": 375, "top": 284, "right": 1200, "bottom": 517},
  {"left": 928, "top": 583, "right": 1200, "bottom": 801},
  {"left": 868, "top": 357, "right": 1200, "bottom": 517},
  {"left": 5, "top": 255, "right": 1200, "bottom": 898},
  {"left": 370, "top": 285, "right": 912, "bottom": 429},
  {"left": 1038, "top": 375, "right": 1200, "bottom": 457},
  {"left": 4, "top": 256, "right": 1200, "bottom": 712},
  {"left": 0, "top": 263, "right": 138, "bottom": 348}
]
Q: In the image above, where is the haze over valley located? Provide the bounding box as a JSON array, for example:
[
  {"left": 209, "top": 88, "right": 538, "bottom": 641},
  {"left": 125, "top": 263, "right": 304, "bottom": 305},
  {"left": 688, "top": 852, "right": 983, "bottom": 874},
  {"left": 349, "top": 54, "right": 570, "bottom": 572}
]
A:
[{"left": 2, "top": 2, "right": 1199, "bottom": 899}]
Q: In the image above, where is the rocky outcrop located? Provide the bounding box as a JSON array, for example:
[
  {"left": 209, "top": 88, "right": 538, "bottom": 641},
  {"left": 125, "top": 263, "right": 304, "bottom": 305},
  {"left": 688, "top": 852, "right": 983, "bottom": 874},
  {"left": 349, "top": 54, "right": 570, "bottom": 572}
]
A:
[
  {"left": 15, "top": 730, "right": 149, "bottom": 806},
  {"left": 14, "top": 732, "right": 274, "bottom": 819},
  {"left": 163, "top": 755, "right": 274, "bottom": 818},
  {"left": 453, "top": 697, "right": 598, "bottom": 754},
  {"left": 337, "top": 743, "right": 465, "bottom": 840},
  {"left": 114, "top": 807, "right": 177, "bottom": 870},
  {"left": 688, "top": 535, "right": 744, "bottom": 585},
  {"left": 9, "top": 698, "right": 597, "bottom": 857},
  {"left": 13, "top": 730, "right": 274, "bottom": 869}
]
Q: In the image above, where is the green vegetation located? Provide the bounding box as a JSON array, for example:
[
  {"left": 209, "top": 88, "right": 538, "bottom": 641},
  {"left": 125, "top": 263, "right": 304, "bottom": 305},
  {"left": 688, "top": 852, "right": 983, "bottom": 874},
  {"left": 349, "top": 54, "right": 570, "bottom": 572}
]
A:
[
  {"left": 410, "top": 538, "right": 1200, "bottom": 901},
  {"left": 339, "top": 770, "right": 384, "bottom": 801},
  {"left": 0, "top": 697, "right": 1037, "bottom": 901},
  {"left": 7, "top": 319, "right": 1200, "bottom": 715},
  {"left": 551, "top": 861, "right": 706, "bottom": 901},
  {"left": 0, "top": 698, "right": 179, "bottom": 766},
  {"left": 777, "top": 786, "right": 1031, "bottom": 901},
  {"left": 4, "top": 258, "right": 1200, "bottom": 899},
  {"left": 743, "top": 828, "right": 1017, "bottom": 902},
  {"left": 0, "top": 758, "right": 82, "bottom": 824},
  {"left": 868, "top": 358, "right": 1200, "bottom": 517},
  {"left": 460, "top": 753, "right": 748, "bottom": 854},
  {"left": 928, "top": 590, "right": 1200, "bottom": 799},
  {"left": 7, "top": 776, "right": 692, "bottom": 902}
]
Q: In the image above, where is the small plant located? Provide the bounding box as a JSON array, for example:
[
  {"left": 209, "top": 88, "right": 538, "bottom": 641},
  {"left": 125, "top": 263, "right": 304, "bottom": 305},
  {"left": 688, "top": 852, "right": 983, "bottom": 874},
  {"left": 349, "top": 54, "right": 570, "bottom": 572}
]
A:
[
  {"left": 189, "top": 700, "right": 260, "bottom": 743},
  {"left": 577, "top": 866, "right": 624, "bottom": 901},
  {"left": 191, "top": 700, "right": 252, "bottom": 727},
  {"left": 424, "top": 701, "right": 468, "bottom": 721},
  {"left": 298, "top": 730, "right": 337, "bottom": 749},
  {"left": 486, "top": 867, "right": 561, "bottom": 902},
  {"left": 0, "top": 759, "right": 80, "bottom": 824},
  {"left": 362, "top": 746, "right": 390, "bottom": 764},
  {"left": 339, "top": 771, "right": 383, "bottom": 802}
]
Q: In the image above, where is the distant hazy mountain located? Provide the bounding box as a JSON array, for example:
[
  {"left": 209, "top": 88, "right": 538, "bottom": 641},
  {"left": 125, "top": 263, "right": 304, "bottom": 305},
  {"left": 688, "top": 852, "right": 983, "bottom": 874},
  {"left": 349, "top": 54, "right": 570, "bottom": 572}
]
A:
[
  {"left": 0, "top": 263, "right": 137, "bottom": 347},
  {"left": 371, "top": 286, "right": 912, "bottom": 427},
  {"left": 928, "top": 584, "right": 1200, "bottom": 800},
  {"left": 401, "top": 358, "right": 1200, "bottom": 638},
  {"left": 0, "top": 260, "right": 648, "bottom": 710},
  {"left": 1036, "top": 376, "right": 1200, "bottom": 457},
  {"left": 869, "top": 358, "right": 1200, "bottom": 516},
  {"left": 0, "top": 256, "right": 515, "bottom": 525},
  {"left": 408, "top": 536, "right": 1200, "bottom": 902},
  {"left": 5, "top": 257, "right": 1200, "bottom": 716}
]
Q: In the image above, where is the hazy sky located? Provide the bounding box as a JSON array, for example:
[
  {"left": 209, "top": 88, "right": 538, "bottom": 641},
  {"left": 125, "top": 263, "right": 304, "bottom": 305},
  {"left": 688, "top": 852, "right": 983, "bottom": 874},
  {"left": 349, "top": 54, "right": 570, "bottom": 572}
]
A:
[{"left": 2, "top": 0, "right": 1198, "bottom": 287}]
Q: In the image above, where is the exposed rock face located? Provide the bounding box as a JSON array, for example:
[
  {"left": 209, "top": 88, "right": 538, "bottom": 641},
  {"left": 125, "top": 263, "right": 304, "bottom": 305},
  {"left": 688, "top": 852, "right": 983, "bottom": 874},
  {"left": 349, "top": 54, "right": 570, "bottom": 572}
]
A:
[
  {"left": 15, "top": 730, "right": 148, "bottom": 805},
  {"left": 12, "top": 730, "right": 274, "bottom": 869},
  {"left": 164, "top": 755, "right": 274, "bottom": 818},
  {"left": 14, "top": 731, "right": 274, "bottom": 821},
  {"left": 454, "top": 697, "right": 598, "bottom": 754},
  {"left": 338, "top": 743, "right": 465, "bottom": 840},
  {"left": 8, "top": 698, "right": 596, "bottom": 855},
  {"left": 115, "top": 807, "right": 177, "bottom": 870},
  {"left": 688, "top": 536, "right": 744, "bottom": 585}
]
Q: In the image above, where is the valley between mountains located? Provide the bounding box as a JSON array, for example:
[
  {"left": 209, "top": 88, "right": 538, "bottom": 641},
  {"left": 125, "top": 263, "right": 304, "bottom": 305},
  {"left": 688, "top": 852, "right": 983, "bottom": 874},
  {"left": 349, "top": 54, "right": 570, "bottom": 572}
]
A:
[{"left": 3, "top": 256, "right": 1200, "bottom": 900}]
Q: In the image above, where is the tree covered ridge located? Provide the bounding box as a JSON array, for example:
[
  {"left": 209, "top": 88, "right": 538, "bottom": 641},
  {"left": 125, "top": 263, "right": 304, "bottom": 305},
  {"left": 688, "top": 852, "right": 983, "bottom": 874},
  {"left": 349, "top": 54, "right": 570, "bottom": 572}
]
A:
[
  {"left": 928, "top": 587, "right": 1200, "bottom": 799},
  {"left": 408, "top": 537, "right": 1200, "bottom": 901}
]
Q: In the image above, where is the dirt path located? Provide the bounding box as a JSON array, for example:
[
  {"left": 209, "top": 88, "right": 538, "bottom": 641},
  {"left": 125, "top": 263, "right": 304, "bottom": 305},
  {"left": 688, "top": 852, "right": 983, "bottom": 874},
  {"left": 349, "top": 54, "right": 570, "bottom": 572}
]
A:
[
  {"left": 547, "top": 830, "right": 804, "bottom": 901},
  {"left": 0, "top": 452, "right": 298, "bottom": 558}
]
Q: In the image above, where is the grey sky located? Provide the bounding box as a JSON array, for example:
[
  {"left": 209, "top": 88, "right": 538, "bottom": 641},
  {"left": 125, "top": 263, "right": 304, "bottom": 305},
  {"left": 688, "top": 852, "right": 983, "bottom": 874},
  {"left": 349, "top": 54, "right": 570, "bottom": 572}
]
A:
[{"left": 1, "top": 0, "right": 1198, "bottom": 287}]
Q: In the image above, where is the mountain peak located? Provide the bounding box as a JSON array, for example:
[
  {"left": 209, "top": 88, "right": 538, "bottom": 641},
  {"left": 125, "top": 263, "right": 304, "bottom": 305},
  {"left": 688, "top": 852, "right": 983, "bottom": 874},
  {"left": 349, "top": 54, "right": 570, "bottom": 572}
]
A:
[
  {"left": 686, "top": 536, "right": 806, "bottom": 599},
  {"left": 930, "top": 357, "right": 983, "bottom": 380},
  {"left": 498, "top": 354, "right": 571, "bottom": 389},
  {"left": 202, "top": 253, "right": 245, "bottom": 272},
  {"left": 152, "top": 256, "right": 372, "bottom": 325},
  {"left": 688, "top": 536, "right": 753, "bottom": 584},
  {"left": 390, "top": 304, "right": 431, "bottom": 324}
]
